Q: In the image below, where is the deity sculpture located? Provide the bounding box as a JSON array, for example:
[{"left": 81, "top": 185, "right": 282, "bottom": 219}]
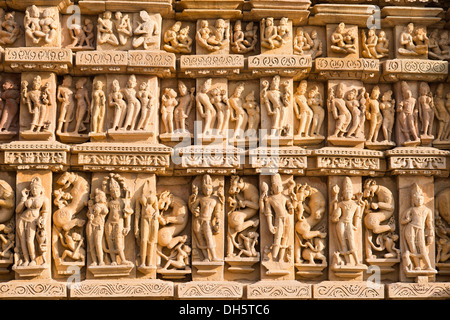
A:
[
  {"left": 136, "top": 80, "right": 153, "bottom": 131},
  {"left": 15, "top": 177, "right": 49, "bottom": 267},
  {"left": 102, "top": 174, "right": 133, "bottom": 266},
  {"left": 330, "top": 22, "right": 356, "bottom": 55},
  {"left": 361, "top": 27, "right": 389, "bottom": 59},
  {"left": 134, "top": 179, "right": 160, "bottom": 270},
  {"left": 362, "top": 179, "right": 399, "bottom": 260},
  {"left": 433, "top": 84, "right": 450, "bottom": 141},
  {"left": 108, "top": 79, "right": 127, "bottom": 131},
  {"left": 227, "top": 176, "right": 259, "bottom": 258},
  {"left": 73, "top": 78, "right": 90, "bottom": 134},
  {"left": 196, "top": 19, "right": 229, "bottom": 52},
  {"left": 261, "top": 17, "right": 290, "bottom": 50},
  {"left": 435, "top": 188, "right": 450, "bottom": 265},
  {"left": 174, "top": 81, "right": 195, "bottom": 133},
  {"left": 401, "top": 183, "right": 435, "bottom": 274},
  {"left": 398, "top": 23, "right": 429, "bottom": 56},
  {"left": 293, "top": 80, "right": 313, "bottom": 137},
  {"left": 132, "top": 11, "right": 159, "bottom": 50},
  {"left": 21, "top": 75, "right": 52, "bottom": 133},
  {"left": 260, "top": 174, "right": 294, "bottom": 263},
  {"left": 0, "top": 80, "right": 20, "bottom": 133},
  {"left": 330, "top": 177, "right": 365, "bottom": 267},
  {"left": 188, "top": 174, "right": 223, "bottom": 262},
  {"left": 90, "top": 80, "right": 106, "bottom": 134},
  {"left": 397, "top": 81, "right": 420, "bottom": 146},
  {"left": 163, "top": 21, "right": 192, "bottom": 54},
  {"left": 261, "top": 75, "right": 290, "bottom": 137},
  {"left": 418, "top": 82, "right": 434, "bottom": 139},
  {"left": 231, "top": 20, "right": 258, "bottom": 54}
]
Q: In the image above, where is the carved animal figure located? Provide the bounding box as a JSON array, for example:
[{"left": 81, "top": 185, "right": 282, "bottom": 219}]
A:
[
  {"left": 294, "top": 183, "right": 326, "bottom": 240},
  {"left": 299, "top": 238, "right": 326, "bottom": 265},
  {"left": 52, "top": 172, "right": 89, "bottom": 260},
  {"left": 157, "top": 191, "right": 189, "bottom": 251},
  {"left": 436, "top": 187, "right": 450, "bottom": 225}
]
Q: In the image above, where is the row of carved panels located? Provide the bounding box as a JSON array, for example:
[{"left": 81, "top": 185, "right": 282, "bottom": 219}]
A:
[
  {"left": 4, "top": 73, "right": 450, "bottom": 153},
  {"left": 0, "top": 5, "right": 449, "bottom": 63},
  {"left": 0, "top": 171, "right": 449, "bottom": 285}
]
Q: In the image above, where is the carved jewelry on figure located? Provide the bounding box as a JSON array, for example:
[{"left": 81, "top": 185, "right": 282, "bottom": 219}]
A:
[
  {"left": 15, "top": 177, "right": 50, "bottom": 268},
  {"left": 262, "top": 75, "right": 291, "bottom": 137},
  {"left": 397, "top": 81, "right": 420, "bottom": 146},
  {"left": 90, "top": 80, "right": 106, "bottom": 134},
  {"left": 21, "top": 75, "right": 52, "bottom": 134}
]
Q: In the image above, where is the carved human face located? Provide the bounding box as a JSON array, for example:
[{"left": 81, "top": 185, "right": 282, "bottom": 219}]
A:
[
  {"left": 235, "top": 85, "right": 244, "bottom": 97},
  {"left": 178, "top": 81, "right": 187, "bottom": 95},
  {"left": 412, "top": 192, "right": 424, "bottom": 207},
  {"left": 104, "top": 11, "right": 112, "bottom": 20},
  {"left": 173, "top": 21, "right": 181, "bottom": 32},
  {"left": 2, "top": 81, "right": 13, "bottom": 91},
  {"left": 95, "top": 191, "right": 106, "bottom": 203},
  {"left": 95, "top": 81, "right": 103, "bottom": 90},
  {"left": 31, "top": 184, "right": 42, "bottom": 197},
  {"left": 110, "top": 184, "right": 121, "bottom": 199},
  {"left": 371, "top": 89, "right": 380, "bottom": 100},
  {"left": 128, "top": 76, "right": 137, "bottom": 88},
  {"left": 202, "top": 182, "right": 213, "bottom": 197}
]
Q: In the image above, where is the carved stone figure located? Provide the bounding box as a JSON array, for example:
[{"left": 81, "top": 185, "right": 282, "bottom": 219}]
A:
[
  {"left": 136, "top": 80, "right": 153, "bottom": 131},
  {"left": 52, "top": 172, "right": 89, "bottom": 268},
  {"left": 436, "top": 188, "right": 450, "bottom": 265},
  {"left": 228, "top": 83, "right": 247, "bottom": 140},
  {"left": 25, "top": 5, "right": 58, "bottom": 45},
  {"left": 196, "top": 78, "right": 216, "bottom": 136},
  {"left": 196, "top": 19, "right": 229, "bottom": 52},
  {"left": 293, "top": 80, "right": 313, "bottom": 137},
  {"left": 132, "top": 11, "right": 159, "bottom": 50},
  {"left": 174, "top": 81, "right": 195, "bottom": 133},
  {"left": 108, "top": 79, "right": 127, "bottom": 131},
  {"left": 97, "top": 11, "right": 119, "bottom": 46},
  {"left": 362, "top": 27, "right": 389, "bottom": 59},
  {"left": 114, "top": 12, "right": 132, "bottom": 46},
  {"left": 260, "top": 174, "right": 294, "bottom": 263},
  {"left": 243, "top": 90, "right": 260, "bottom": 136},
  {"left": 73, "top": 78, "right": 90, "bottom": 134},
  {"left": 418, "top": 82, "right": 434, "bottom": 139},
  {"left": 428, "top": 29, "right": 450, "bottom": 60},
  {"left": 56, "top": 76, "right": 74, "bottom": 134},
  {"left": 227, "top": 176, "right": 259, "bottom": 258},
  {"left": 67, "top": 18, "right": 95, "bottom": 49},
  {"left": 401, "top": 183, "right": 435, "bottom": 274},
  {"left": 0, "top": 80, "right": 20, "bottom": 133},
  {"left": 307, "top": 86, "right": 324, "bottom": 137},
  {"left": 261, "top": 17, "right": 290, "bottom": 50},
  {"left": 156, "top": 190, "right": 189, "bottom": 270},
  {"left": 330, "top": 23, "right": 356, "bottom": 55},
  {"left": 134, "top": 179, "right": 159, "bottom": 270},
  {"left": 328, "top": 83, "right": 351, "bottom": 138},
  {"left": 161, "top": 88, "right": 177, "bottom": 135},
  {"left": 262, "top": 75, "right": 290, "bottom": 136},
  {"left": 397, "top": 81, "right": 420, "bottom": 146},
  {"left": 330, "top": 177, "right": 365, "bottom": 267},
  {"left": 15, "top": 177, "right": 50, "bottom": 267},
  {"left": 363, "top": 179, "right": 398, "bottom": 260},
  {"left": 188, "top": 174, "right": 223, "bottom": 262},
  {"left": 163, "top": 21, "right": 192, "bottom": 54},
  {"left": 211, "top": 87, "right": 229, "bottom": 136},
  {"left": 433, "top": 84, "right": 450, "bottom": 142},
  {"left": 231, "top": 20, "right": 257, "bottom": 54},
  {"left": 379, "top": 90, "right": 395, "bottom": 143},
  {"left": 86, "top": 188, "right": 108, "bottom": 266},
  {"left": 91, "top": 80, "right": 106, "bottom": 134},
  {"left": 21, "top": 75, "right": 52, "bottom": 134},
  {"left": 292, "top": 183, "right": 326, "bottom": 266},
  {"left": 0, "top": 179, "right": 14, "bottom": 269},
  {"left": 103, "top": 174, "right": 133, "bottom": 266},
  {"left": 365, "top": 86, "right": 383, "bottom": 143},
  {"left": 0, "top": 11, "right": 21, "bottom": 45},
  {"left": 398, "top": 23, "right": 429, "bottom": 56}
]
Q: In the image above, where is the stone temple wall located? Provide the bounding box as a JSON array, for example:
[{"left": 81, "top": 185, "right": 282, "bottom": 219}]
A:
[{"left": 0, "top": 0, "right": 448, "bottom": 300}]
